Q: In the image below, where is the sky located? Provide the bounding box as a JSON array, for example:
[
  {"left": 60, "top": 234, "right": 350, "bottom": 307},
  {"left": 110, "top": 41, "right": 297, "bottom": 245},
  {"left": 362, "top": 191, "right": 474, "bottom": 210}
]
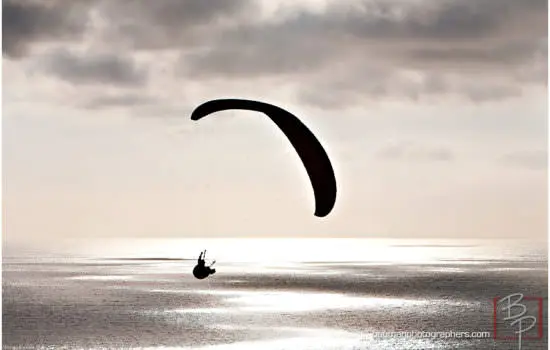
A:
[{"left": 2, "top": 0, "right": 548, "bottom": 247}]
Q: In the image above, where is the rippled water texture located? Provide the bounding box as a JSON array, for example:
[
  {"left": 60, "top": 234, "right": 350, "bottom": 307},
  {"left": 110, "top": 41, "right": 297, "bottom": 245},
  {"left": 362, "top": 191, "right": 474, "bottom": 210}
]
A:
[{"left": 3, "top": 239, "right": 548, "bottom": 349}]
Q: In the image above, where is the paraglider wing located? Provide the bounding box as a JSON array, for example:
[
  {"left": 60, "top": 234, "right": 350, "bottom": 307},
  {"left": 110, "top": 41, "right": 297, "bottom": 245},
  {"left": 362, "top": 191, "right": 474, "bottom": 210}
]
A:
[{"left": 190, "top": 99, "right": 337, "bottom": 217}]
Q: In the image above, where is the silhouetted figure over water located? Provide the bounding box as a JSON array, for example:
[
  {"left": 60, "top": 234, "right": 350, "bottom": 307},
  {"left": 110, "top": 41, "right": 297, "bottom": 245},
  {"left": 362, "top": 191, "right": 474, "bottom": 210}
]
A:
[{"left": 192, "top": 250, "right": 216, "bottom": 279}]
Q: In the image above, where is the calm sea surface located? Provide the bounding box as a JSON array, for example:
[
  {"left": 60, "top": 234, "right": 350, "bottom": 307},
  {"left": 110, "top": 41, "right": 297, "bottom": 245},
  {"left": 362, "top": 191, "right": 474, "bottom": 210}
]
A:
[{"left": 3, "top": 238, "right": 548, "bottom": 349}]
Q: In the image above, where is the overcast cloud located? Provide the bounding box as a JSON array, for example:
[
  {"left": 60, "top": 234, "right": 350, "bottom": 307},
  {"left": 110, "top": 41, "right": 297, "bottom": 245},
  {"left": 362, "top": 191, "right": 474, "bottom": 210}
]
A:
[
  {"left": 3, "top": 0, "right": 547, "bottom": 106},
  {"left": 3, "top": 0, "right": 547, "bottom": 243}
]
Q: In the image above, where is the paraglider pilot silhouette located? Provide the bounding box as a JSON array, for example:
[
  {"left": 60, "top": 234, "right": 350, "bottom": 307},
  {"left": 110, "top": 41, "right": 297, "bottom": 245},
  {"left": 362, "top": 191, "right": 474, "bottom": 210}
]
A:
[
  {"left": 189, "top": 98, "right": 337, "bottom": 280},
  {"left": 193, "top": 250, "right": 216, "bottom": 280}
]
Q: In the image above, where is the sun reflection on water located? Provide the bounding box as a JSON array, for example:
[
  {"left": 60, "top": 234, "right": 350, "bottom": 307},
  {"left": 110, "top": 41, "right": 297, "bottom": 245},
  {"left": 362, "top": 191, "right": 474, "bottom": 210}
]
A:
[{"left": 159, "top": 289, "right": 427, "bottom": 314}]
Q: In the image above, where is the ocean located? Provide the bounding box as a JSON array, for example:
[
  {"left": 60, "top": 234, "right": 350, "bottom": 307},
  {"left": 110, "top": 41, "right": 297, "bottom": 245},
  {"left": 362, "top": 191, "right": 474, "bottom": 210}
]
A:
[{"left": 2, "top": 238, "right": 548, "bottom": 349}]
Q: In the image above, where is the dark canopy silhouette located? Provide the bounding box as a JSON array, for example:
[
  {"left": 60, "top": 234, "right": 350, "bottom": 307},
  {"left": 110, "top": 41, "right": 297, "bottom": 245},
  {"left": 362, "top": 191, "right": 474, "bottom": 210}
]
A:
[{"left": 190, "top": 99, "right": 337, "bottom": 217}]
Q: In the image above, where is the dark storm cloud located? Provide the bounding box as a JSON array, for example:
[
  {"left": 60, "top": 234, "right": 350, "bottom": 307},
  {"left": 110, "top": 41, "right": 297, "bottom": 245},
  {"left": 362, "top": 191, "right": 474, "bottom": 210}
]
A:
[
  {"left": 42, "top": 49, "right": 147, "bottom": 86},
  {"left": 5, "top": 0, "right": 547, "bottom": 106},
  {"left": 96, "top": 0, "right": 256, "bottom": 50},
  {"left": 184, "top": 0, "right": 546, "bottom": 76},
  {"left": 2, "top": 0, "right": 94, "bottom": 58},
  {"left": 339, "top": 0, "right": 546, "bottom": 42},
  {"left": 178, "top": 0, "right": 545, "bottom": 104},
  {"left": 4, "top": 0, "right": 256, "bottom": 56}
]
